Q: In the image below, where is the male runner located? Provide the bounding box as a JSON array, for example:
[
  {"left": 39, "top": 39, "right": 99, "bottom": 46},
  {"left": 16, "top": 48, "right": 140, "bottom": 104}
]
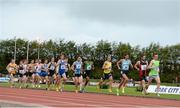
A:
[
  {"left": 71, "top": 56, "right": 83, "bottom": 93},
  {"left": 134, "top": 54, "right": 148, "bottom": 94},
  {"left": 98, "top": 56, "right": 113, "bottom": 93},
  {"left": 147, "top": 53, "right": 161, "bottom": 96},
  {"left": 6, "top": 59, "right": 18, "bottom": 88},
  {"left": 81, "top": 56, "right": 94, "bottom": 92},
  {"left": 116, "top": 54, "right": 133, "bottom": 95}
]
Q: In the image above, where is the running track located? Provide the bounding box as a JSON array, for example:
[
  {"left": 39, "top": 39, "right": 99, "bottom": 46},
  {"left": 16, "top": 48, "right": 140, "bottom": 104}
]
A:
[{"left": 0, "top": 87, "right": 180, "bottom": 108}]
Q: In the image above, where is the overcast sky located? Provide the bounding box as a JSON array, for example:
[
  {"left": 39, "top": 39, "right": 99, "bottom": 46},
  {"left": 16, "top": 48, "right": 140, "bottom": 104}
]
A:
[{"left": 0, "top": 0, "right": 179, "bottom": 47}]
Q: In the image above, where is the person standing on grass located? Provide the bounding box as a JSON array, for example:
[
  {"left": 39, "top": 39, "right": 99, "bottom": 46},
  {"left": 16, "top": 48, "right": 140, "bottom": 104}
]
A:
[
  {"left": 97, "top": 56, "right": 113, "bottom": 93},
  {"left": 81, "top": 56, "right": 94, "bottom": 93},
  {"left": 71, "top": 56, "right": 83, "bottom": 93},
  {"left": 134, "top": 54, "right": 148, "bottom": 94},
  {"left": 55, "top": 53, "right": 68, "bottom": 92},
  {"left": 47, "top": 57, "right": 56, "bottom": 91},
  {"left": 6, "top": 59, "right": 18, "bottom": 88},
  {"left": 116, "top": 54, "right": 133, "bottom": 96},
  {"left": 146, "top": 53, "right": 161, "bottom": 96}
]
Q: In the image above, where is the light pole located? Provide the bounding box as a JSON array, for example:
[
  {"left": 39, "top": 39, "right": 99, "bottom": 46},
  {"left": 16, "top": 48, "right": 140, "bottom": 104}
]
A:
[
  {"left": 26, "top": 41, "right": 29, "bottom": 61},
  {"left": 14, "top": 36, "right": 17, "bottom": 61},
  {"left": 37, "top": 37, "right": 42, "bottom": 60},
  {"left": 38, "top": 44, "right": 40, "bottom": 60}
]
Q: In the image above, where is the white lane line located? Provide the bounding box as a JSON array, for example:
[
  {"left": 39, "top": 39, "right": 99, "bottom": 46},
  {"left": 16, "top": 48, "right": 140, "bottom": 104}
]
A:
[
  {"left": 0, "top": 92, "right": 131, "bottom": 107},
  {"left": 0, "top": 99, "right": 49, "bottom": 108},
  {"left": 0, "top": 94, "right": 106, "bottom": 107}
]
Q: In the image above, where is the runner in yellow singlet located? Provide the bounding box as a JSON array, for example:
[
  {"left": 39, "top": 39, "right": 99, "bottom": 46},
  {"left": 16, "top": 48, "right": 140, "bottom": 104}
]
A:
[
  {"left": 97, "top": 56, "right": 113, "bottom": 93},
  {"left": 6, "top": 59, "right": 18, "bottom": 88}
]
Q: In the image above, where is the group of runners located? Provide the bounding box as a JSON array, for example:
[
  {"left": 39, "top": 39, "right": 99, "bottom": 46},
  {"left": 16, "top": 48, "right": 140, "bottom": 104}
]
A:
[{"left": 6, "top": 52, "right": 161, "bottom": 96}]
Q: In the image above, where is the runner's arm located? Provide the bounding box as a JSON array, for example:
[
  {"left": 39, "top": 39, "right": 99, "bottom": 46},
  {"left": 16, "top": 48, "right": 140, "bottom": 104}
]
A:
[
  {"left": 56, "top": 60, "right": 60, "bottom": 67},
  {"left": 147, "top": 60, "right": 153, "bottom": 69},
  {"left": 81, "top": 62, "right": 84, "bottom": 74},
  {"left": 116, "top": 59, "right": 122, "bottom": 70},
  {"left": 6, "top": 64, "right": 10, "bottom": 73},
  {"left": 134, "top": 61, "right": 140, "bottom": 71},
  {"left": 92, "top": 62, "right": 95, "bottom": 70},
  {"left": 71, "top": 63, "right": 75, "bottom": 71},
  {"left": 130, "top": 62, "right": 133, "bottom": 70},
  {"left": 102, "top": 61, "right": 107, "bottom": 70},
  {"left": 146, "top": 61, "right": 149, "bottom": 70},
  {"left": 47, "top": 63, "right": 51, "bottom": 70},
  {"left": 68, "top": 64, "right": 71, "bottom": 71}
]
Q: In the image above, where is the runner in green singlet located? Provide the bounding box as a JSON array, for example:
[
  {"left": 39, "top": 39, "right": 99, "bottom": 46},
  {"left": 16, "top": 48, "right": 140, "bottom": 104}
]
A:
[
  {"left": 81, "top": 56, "right": 94, "bottom": 92},
  {"left": 147, "top": 53, "right": 161, "bottom": 96}
]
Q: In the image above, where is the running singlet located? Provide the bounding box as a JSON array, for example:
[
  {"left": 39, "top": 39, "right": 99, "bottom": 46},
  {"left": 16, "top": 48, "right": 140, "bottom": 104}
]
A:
[
  {"left": 84, "top": 61, "right": 93, "bottom": 71},
  {"left": 58, "top": 60, "right": 66, "bottom": 73},
  {"left": 103, "top": 61, "right": 112, "bottom": 74},
  {"left": 49, "top": 62, "right": 55, "bottom": 71},
  {"left": 149, "top": 60, "right": 160, "bottom": 76},
  {"left": 35, "top": 63, "right": 42, "bottom": 73},
  {"left": 28, "top": 64, "right": 34, "bottom": 73},
  {"left": 8, "top": 63, "right": 17, "bottom": 74},
  {"left": 65, "top": 63, "right": 69, "bottom": 72},
  {"left": 139, "top": 60, "right": 148, "bottom": 78},
  {"left": 19, "top": 64, "right": 24, "bottom": 74},
  {"left": 23, "top": 64, "right": 28, "bottom": 74},
  {"left": 121, "top": 59, "right": 131, "bottom": 71},
  {"left": 42, "top": 64, "right": 48, "bottom": 72},
  {"left": 140, "top": 60, "right": 148, "bottom": 71},
  {"left": 73, "top": 61, "right": 82, "bottom": 74}
]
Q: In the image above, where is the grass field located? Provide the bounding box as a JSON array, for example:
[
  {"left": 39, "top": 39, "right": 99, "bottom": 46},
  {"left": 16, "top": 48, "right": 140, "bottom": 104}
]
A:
[{"left": 0, "top": 82, "right": 180, "bottom": 100}]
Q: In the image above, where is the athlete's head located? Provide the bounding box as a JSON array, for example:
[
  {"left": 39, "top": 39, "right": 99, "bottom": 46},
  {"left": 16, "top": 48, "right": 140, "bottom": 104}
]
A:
[
  {"left": 19, "top": 60, "right": 23, "bottom": 65},
  {"left": 51, "top": 57, "right": 55, "bottom": 62},
  {"left": 60, "top": 53, "right": 65, "bottom": 60},
  {"left": 65, "top": 57, "right": 68, "bottom": 62},
  {"left": 124, "top": 54, "right": 129, "bottom": 59},
  {"left": 141, "top": 54, "right": 146, "bottom": 61},
  {"left": 87, "top": 54, "right": 91, "bottom": 60},
  {"left": 77, "top": 56, "right": 82, "bottom": 62},
  {"left": 11, "top": 59, "right": 15, "bottom": 64},
  {"left": 153, "top": 53, "right": 158, "bottom": 60},
  {"left": 24, "top": 59, "right": 28, "bottom": 64},
  {"left": 35, "top": 59, "right": 39, "bottom": 63},
  {"left": 44, "top": 59, "right": 48, "bottom": 64},
  {"left": 30, "top": 59, "right": 34, "bottom": 64},
  {"left": 107, "top": 56, "right": 111, "bottom": 62},
  {"left": 39, "top": 59, "right": 42, "bottom": 63}
]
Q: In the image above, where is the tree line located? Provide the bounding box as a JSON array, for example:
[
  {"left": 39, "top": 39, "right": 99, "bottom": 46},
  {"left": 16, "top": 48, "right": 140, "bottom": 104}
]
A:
[{"left": 0, "top": 38, "right": 179, "bottom": 82}]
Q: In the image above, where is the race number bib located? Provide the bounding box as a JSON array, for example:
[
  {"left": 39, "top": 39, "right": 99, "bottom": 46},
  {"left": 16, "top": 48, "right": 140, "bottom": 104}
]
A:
[
  {"left": 122, "top": 65, "right": 129, "bottom": 70},
  {"left": 50, "top": 65, "right": 55, "bottom": 70},
  {"left": 19, "top": 70, "right": 25, "bottom": 74},
  {"left": 86, "top": 65, "right": 91, "bottom": 70},
  {"left": 36, "top": 66, "right": 41, "bottom": 72},
  {"left": 154, "top": 66, "right": 159, "bottom": 72},
  {"left": 60, "top": 65, "right": 66, "bottom": 69},
  {"left": 9, "top": 67, "right": 14, "bottom": 72},
  {"left": 76, "top": 64, "right": 81, "bottom": 69},
  {"left": 141, "top": 65, "right": 147, "bottom": 71}
]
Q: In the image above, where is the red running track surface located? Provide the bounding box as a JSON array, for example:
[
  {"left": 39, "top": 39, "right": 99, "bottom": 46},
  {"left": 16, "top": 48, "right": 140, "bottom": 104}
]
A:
[{"left": 0, "top": 87, "right": 179, "bottom": 108}]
